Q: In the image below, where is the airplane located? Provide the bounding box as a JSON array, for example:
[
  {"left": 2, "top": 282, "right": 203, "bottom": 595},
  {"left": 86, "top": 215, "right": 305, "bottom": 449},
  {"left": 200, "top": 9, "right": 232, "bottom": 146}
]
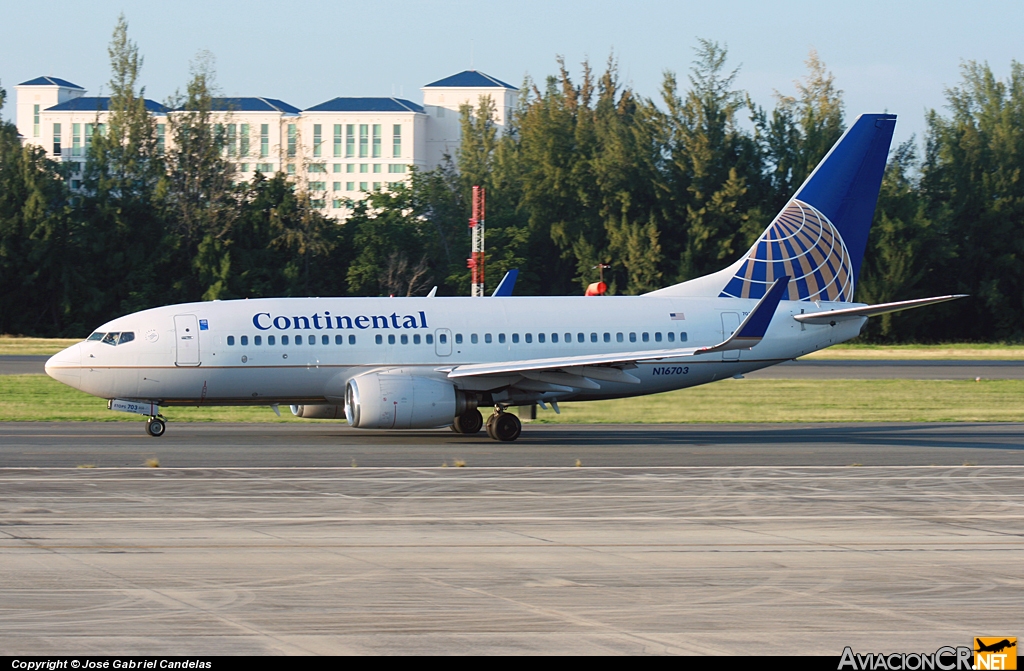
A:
[{"left": 45, "top": 113, "right": 965, "bottom": 441}]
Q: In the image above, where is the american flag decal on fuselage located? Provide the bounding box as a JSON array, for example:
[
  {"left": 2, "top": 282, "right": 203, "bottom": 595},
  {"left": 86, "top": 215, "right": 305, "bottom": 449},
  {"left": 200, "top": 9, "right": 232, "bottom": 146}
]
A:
[{"left": 719, "top": 199, "right": 854, "bottom": 302}]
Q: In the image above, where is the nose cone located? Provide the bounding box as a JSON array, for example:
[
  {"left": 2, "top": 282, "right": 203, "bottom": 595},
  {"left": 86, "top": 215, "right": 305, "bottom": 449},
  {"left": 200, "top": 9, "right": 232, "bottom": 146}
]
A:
[{"left": 45, "top": 343, "right": 82, "bottom": 387}]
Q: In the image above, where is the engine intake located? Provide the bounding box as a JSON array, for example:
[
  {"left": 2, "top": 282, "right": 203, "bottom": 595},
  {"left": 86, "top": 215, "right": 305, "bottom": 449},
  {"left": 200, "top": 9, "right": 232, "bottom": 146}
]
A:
[{"left": 345, "top": 372, "right": 472, "bottom": 429}]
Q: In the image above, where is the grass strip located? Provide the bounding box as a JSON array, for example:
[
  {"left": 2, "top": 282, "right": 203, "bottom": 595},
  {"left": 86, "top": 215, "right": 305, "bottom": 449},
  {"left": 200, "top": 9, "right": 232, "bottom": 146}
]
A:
[{"left": 3, "top": 375, "right": 1023, "bottom": 424}]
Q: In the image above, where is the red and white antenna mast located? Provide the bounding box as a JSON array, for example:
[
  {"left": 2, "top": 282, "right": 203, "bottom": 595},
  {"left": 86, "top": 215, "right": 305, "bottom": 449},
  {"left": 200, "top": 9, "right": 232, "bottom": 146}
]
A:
[{"left": 468, "top": 186, "right": 485, "bottom": 297}]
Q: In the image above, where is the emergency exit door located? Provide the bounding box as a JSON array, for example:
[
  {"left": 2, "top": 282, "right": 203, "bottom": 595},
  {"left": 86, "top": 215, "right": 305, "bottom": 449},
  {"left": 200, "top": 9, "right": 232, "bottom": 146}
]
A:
[
  {"left": 174, "top": 314, "right": 201, "bottom": 366},
  {"left": 720, "top": 312, "right": 740, "bottom": 361}
]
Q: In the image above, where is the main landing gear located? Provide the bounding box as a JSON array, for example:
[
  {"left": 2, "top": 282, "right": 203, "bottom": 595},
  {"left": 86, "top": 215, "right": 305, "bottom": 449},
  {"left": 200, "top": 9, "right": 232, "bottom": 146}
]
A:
[
  {"left": 486, "top": 407, "right": 522, "bottom": 442},
  {"left": 145, "top": 415, "right": 166, "bottom": 437},
  {"left": 450, "top": 406, "right": 523, "bottom": 441}
]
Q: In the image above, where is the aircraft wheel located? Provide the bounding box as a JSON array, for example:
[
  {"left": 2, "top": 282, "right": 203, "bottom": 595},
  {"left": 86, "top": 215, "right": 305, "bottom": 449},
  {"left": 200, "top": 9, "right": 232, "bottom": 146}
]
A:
[
  {"left": 452, "top": 408, "right": 483, "bottom": 435},
  {"left": 146, "top": 417, "right": 166, "bottom": 438},
  {"left": 491, "top": 412, "right": 522, "bottom": 442},
  {"left": 485, "top": 412, "right": 499, "bottom": 440}
]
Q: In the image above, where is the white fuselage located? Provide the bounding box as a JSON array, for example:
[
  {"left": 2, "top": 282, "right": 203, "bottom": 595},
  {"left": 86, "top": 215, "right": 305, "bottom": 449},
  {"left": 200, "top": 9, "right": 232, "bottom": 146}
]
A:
[{"left": 45, "top": 295, "right": 865, "bottom": 408}]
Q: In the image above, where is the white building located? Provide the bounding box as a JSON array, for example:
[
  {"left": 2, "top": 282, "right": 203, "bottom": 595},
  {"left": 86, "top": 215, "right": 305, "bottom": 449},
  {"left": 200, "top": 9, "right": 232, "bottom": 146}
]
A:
[{"left": 15, "top": 70, "right": 517, "bottom": 216}]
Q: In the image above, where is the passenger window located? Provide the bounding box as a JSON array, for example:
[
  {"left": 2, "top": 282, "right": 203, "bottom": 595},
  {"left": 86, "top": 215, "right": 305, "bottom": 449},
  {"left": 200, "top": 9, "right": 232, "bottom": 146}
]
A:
[
  {"left": 294, "top": 335, "right": 302, "bottom": 345},
  {"left": 552, "top": 333, "right": 559, "bottom": 343},
  {"left": 269, "top": 335, "right": 276, "bottom": 345},
  {"left": 349, "top": 335, "right": 356, "bottom": 345},
  {"left": 471, "top": 334, "right": 478, "bottom": 344},
  {"left": 439, "top": 334, "right": 447, "bottom": 344},
  {"left": 629, "top": 332, "right": 637, "bottom": 342},
  {"left": 227, "top": 336, "right": 235, "bottom": 346},
  {"left": 538, "top": 333, "right": 545, "bottom": 343},
  {"left": 335, "top": 335, "right": 343, "bottom": 345},
  {"left": 401, "top": 334, "right": 408, "bottom": 344},
  {"left": 667, "top": 332, "right": 675, "bottom": 342},
  {"left": 254, "top": 335, "right": 262, "bottom": 346},
  {"left": 485, "top": 333, "right": 492, "bottom": 344},
  {"left": 87, "top": 332, "right": 104, "bottom": 341},
  {"left": 322, "top": 335, "right": 329, "bottom": 345},
  {"left": 577, "top": 333, "right": 584, "bottom": 343},
  {"left": 603, "top": 333, "right": 610, "bottom": 343},
  {"left": 499, "top": 334, "right": 506, "bottom": 344},
  {"left": 388, "top": 334, "right": 396, "bottom": 345},
  {"left": 413, "top": 334, "right": 421, "bottom": 344},
  {"left": 375, "top": 335, "right": 383, "bottom": 344},
  {"left": 680, "top": 332, "right": 688, "bottom": 342},
  {"left": 655, "top": 332, "right": 662, "bottom": 342},
  {"left": 455, "top": 334, "right": 463, "bottom": 344},
  {"left": 102, "top": 332, "right": 119, "bottom": 346},
  {"left": 642, "top": 332, "right": 649, "bottom": 342},
  {"left": 118, "top": 332, "right": 135, "bottom": 345},
  {"left": 564, "top": 333, "right": 571, "bottom": 343},
  {"left": 309, "top": 335, "right": 316, "bottom": 345},
  {"left": 241, "top": 335, "right": 248, "bottom": 346},
  {"left": 512, "top": 333, "right": 520, "bottom": 343},
  {"left": 590, "top": 333, "right": 597, "bottom": 343},
  {"left": 525, "top": 333, "right": 532, "bottom": 343},
  {"left": 617, "top": 332, "right": 624, "bottom": 342},
  {"left": 282, "top": 335, "right": 289, "bottom": 345},
  {"left": 426, "top": 334, "right": 434, "bottom": 344}
]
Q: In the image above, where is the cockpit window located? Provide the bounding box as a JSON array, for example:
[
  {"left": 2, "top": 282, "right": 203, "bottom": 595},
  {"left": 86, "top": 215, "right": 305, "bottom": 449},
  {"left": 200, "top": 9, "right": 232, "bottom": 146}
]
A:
[
  {"left": 87, "top": 332, "right": 104, "bottom": 341},
  {"left": 101, "top": 332, "right": 119, "bottom": 345},
  {"left": 118, "top": 332, "right": 135, "bottom": 345}
]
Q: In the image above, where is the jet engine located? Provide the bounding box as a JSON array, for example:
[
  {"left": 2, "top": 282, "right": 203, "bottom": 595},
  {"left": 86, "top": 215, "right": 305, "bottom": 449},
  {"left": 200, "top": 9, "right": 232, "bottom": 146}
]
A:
[
  {"left": 344, "top": 372, "right": 473, "bottom": 429},
  {"left": 290, "top": 404, "right": 345, "bottom": 419}
]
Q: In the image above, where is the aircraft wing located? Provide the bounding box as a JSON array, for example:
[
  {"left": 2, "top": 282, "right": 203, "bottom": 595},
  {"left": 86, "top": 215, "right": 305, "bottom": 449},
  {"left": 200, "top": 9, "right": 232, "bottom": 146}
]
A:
[
  {"left": 446, "top": 276, "right": 789, "bottom": 382},
  {"left": 793, "top": 294, "right": 967, "bottom": 324}
]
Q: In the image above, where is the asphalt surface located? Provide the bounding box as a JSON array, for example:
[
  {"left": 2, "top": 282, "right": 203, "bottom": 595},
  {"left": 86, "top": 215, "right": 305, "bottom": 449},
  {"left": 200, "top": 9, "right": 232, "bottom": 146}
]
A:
[
  {"left": 6, "top": 354, "right": 1024, "bottom": 378},
  {"left": 3, "top": 424, "right": 1023, "bottom": 654}
]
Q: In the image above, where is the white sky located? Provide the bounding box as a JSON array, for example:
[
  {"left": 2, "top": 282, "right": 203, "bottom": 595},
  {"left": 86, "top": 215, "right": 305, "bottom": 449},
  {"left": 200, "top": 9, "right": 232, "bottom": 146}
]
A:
[{"left": 3, "top": 0, "right": 1022, "bottom": 149}]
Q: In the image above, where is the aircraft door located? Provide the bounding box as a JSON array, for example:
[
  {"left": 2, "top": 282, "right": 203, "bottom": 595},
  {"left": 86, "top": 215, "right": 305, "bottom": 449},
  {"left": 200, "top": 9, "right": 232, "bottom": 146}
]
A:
[
  {"left": 435, "top": 328, "right": 452, "bottom": 357},
  {"left": 720, "top": 312, "right": 740, "bottom": 361},
  {"left": 174, "top": 314, "right": 201, "bottom": 366}
]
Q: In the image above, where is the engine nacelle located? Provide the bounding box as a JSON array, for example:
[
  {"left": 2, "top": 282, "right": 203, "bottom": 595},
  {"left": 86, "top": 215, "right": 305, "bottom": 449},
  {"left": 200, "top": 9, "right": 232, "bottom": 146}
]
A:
[
  {"left": 290, "top": 404, "right": 345, "bottom": 419},
  {"left": 345, "top": 373, "right": 471, "bottom": 429}
]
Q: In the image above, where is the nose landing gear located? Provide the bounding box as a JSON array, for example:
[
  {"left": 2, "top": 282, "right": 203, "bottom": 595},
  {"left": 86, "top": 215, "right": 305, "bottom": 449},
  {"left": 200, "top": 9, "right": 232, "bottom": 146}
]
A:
[
  {"left": 145, "top": 416, "right": 166, "bottom": 437},
  {"left": 485, "top": 407, "right": 522, "bottom": 442}
]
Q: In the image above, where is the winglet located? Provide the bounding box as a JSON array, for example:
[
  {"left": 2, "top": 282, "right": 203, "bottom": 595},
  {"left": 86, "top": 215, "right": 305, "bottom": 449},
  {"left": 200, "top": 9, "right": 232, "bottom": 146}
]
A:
[
  {"left": 698, "top": 276, "right": 790, "bottom": 354},
  {"left": 491, "top": 269, "right": 519, "bottom": 297}
]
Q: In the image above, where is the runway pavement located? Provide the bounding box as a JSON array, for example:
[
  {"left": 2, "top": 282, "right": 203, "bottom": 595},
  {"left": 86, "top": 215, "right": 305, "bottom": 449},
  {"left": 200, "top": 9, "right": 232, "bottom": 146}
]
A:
[
  {"left": 1, "top": 423, "right": 1023, "bottom": 654},
  {"left": 5, "top": 354, "right": 1024, "bottom": 378}
]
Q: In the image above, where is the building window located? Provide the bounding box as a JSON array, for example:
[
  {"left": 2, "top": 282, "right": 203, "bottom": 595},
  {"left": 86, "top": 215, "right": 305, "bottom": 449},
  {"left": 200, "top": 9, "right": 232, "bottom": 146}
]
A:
[
  {"left": 157, "top": 124, "right": 165, "bottom": 153},
  {"left": 333, "top": 181, "right": 341, "bottom": 191},
  {"left": 84, "top": 124, "right": 95, "bottom": 152},
  {"left": 346, "top": 182, "right": 355, "bottom": 191},
  {"left": 388, "top": 164, "right": 406, "bottom": 173},
  {"left": 226, "top": 124, "right": 237, "bottom": 156},
  {"left": 33, "top": 104, "right": 40, "bottom": 137},
  {"left": 359, "top": 124, "right": 368, "bottom": 157},
  {"left": 346, "top": 124, "right": 355, "bottom": 157},
  {"left": 71, "top": 124, "right": 82, "bottom": 157},
  {"left": 332, "top": 199, "right": 344, "bottom": 209},
  {"left": 333, "top": 124, "right": 342, "bottom": 157},
  {"left": 287, "top": 164, "right": 296, "bottom": 175},
  {"left": 308, "top": 163, "right": 326, "bottom": 173},
  {"left": 359, "top": 164, "right": 368, "bottom": 173},
  {"left": 287, "top": 124, "right": 297, "bottom": 157},
  {"left": 256, "top": 163, "right": 273, "bottom": 173},
  {"left": 313, "top": 124, "right": 322, "bottom": 157},
  {"left": 310, "top": 200, "right": 325, "bottom": 209},
  {"left": 347, "top": 164, "right": 355, "bottom": 173},
  {"left": 392, "top": 124, "right": 401, "bottom": 157},
  {"left": 372, "top": 124, "right": 381, "bottom": 158},
  {"left": 239, "top": 163, "right": 249, "bottom": 172},
  {"left": 332, "top": 164, "right": 343, "bottom": 173},
  {"left": 309, "top": 181, "right": 326, "bottom": 191},
  {"left": 359, "top": 182, "right": 368, "bottom": 191},
  {"left": 240, "top": 124, "right": 249, "bottom": 156},
  {"left": 260, "top": 124, "right": 269, "bottom": 157},
  {"left": 52, "top": 123, "right": 61, "bottom": 155}
]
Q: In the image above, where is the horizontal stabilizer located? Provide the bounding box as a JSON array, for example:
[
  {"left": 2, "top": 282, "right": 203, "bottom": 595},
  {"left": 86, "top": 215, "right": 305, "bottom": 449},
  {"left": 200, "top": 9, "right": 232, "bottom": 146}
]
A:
[{"left": 793, "top": 294, "right": 967, "bottom": 325}]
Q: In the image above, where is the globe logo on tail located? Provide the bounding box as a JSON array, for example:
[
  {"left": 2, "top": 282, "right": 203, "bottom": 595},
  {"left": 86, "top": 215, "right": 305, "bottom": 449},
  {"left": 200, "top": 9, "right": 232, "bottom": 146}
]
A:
[{"left": 720, "top": 199, "right": 854, "bottom": 302}]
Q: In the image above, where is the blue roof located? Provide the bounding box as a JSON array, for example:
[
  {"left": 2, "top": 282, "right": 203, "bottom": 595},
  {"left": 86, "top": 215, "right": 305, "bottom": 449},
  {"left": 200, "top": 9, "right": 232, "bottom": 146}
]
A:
[
  {"left": 305, "top": 97, "right": 425, "bottom": 113},
  {"left": 19, "top": 76, "right": 84, "bottom": 89},
  {"left": 423, "top": 70, "right": 516, "bottom": 90},
  {"left": 46, "top": 97, "right": 170, "bottom": 114},
  {"left": 210, "top": 97, "right": 301, "bottom": 114}
]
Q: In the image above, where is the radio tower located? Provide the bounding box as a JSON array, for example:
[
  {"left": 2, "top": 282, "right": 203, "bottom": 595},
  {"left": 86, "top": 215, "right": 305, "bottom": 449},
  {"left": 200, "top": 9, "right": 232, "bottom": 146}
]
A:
[{"left": 468, "top": 186, "right": 486, "bottom": 297}]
